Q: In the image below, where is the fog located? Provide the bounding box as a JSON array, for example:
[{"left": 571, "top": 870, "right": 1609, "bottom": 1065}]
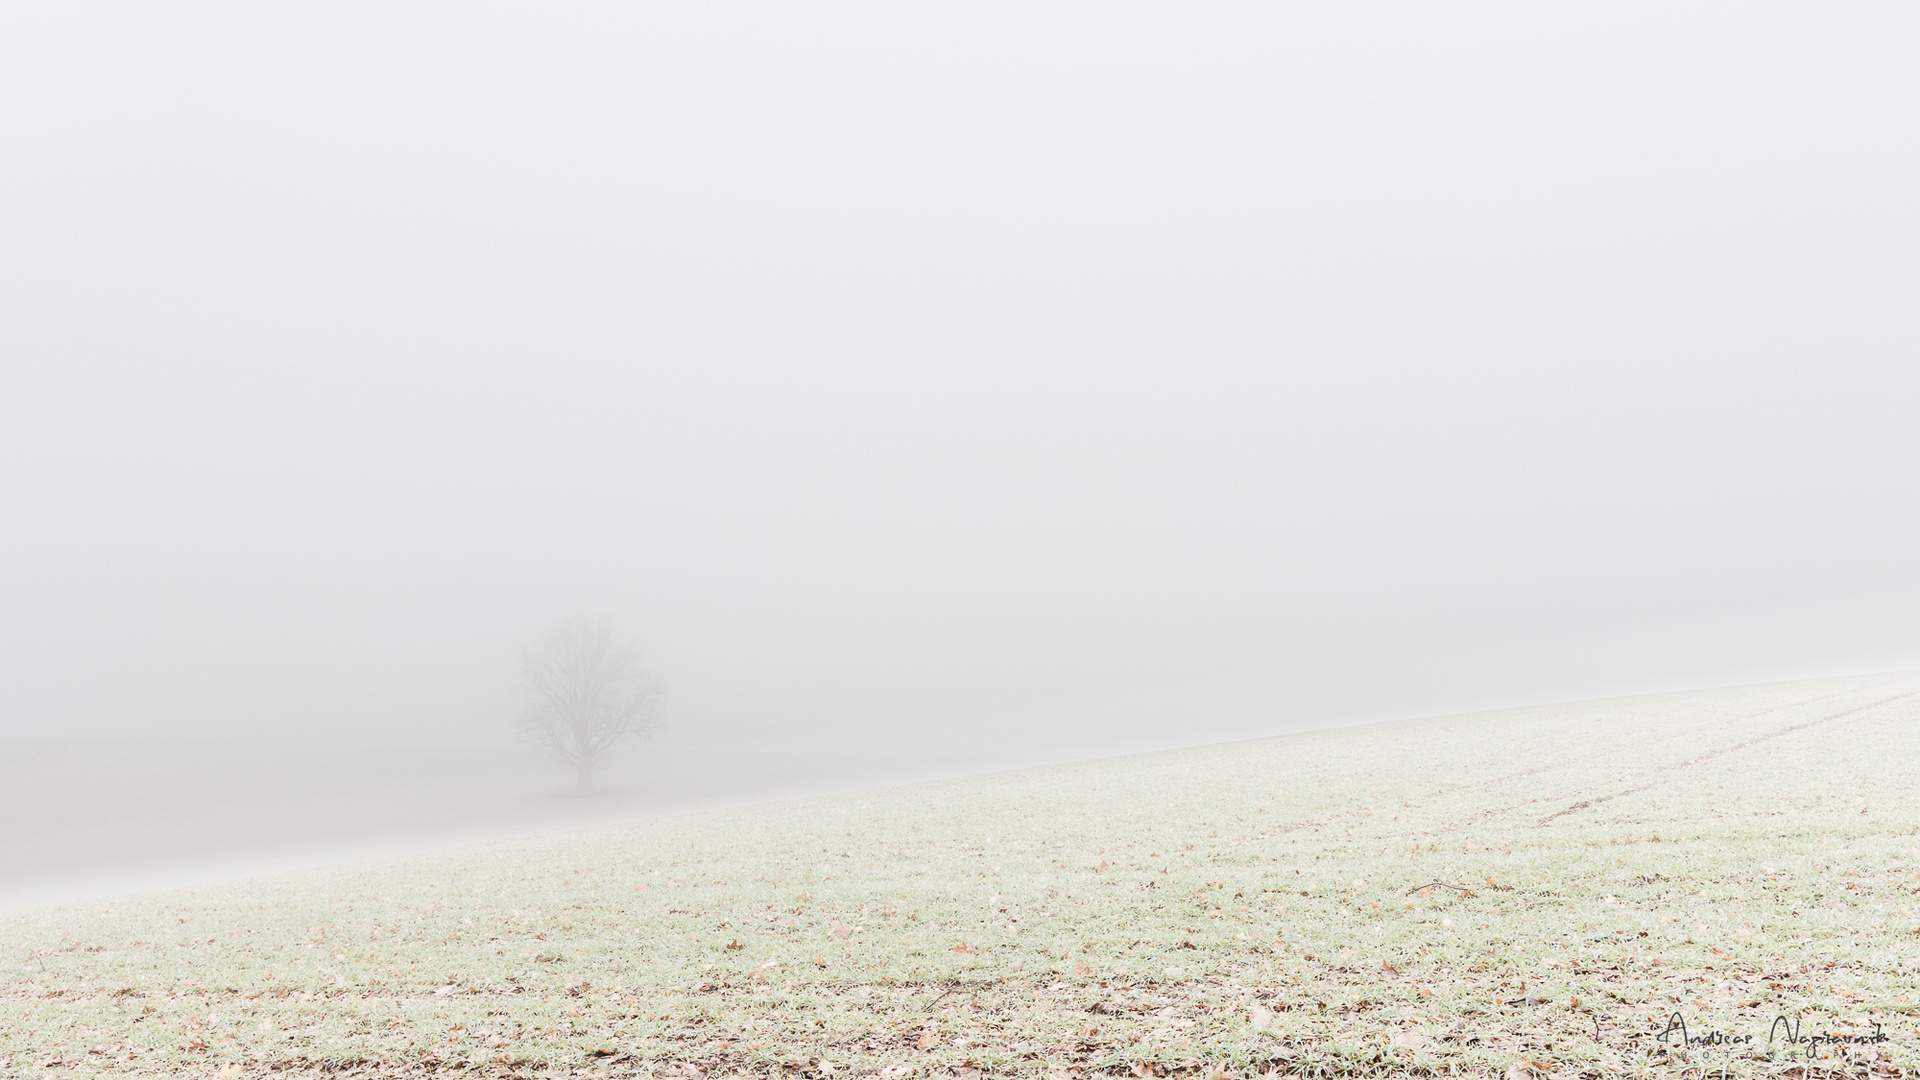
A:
[{"left": 4, "top": 4, "right": 1918, "bottom": 779}]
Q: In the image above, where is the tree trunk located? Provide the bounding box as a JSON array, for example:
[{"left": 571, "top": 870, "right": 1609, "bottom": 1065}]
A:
[{"left": 575, "top": 753, "right": 593, "bottom": 792}]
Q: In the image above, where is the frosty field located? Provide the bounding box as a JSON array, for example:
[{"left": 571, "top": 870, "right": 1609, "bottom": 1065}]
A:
[{"left": 6, "top": 672, "right": 1919, "bottom": 1078}]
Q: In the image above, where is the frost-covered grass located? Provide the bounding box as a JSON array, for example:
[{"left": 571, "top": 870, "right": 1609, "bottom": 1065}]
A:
[{"left": 7, "top": 672, "right": 1920, "bottom": 1078}]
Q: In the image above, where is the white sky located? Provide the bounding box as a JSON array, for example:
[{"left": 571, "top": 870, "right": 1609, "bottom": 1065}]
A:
[{"left": 3, "top": 4, "right": 1917, "bottom": 754}]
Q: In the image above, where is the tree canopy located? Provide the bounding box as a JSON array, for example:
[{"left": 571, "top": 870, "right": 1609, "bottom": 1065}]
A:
[{"left": 519, "top": 617, "right": 663, "bottom": 790}]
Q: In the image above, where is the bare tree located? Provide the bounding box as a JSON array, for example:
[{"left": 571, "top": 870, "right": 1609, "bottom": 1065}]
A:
[{"left": 519, "top": 617, "right": 664, "bottom": 791}]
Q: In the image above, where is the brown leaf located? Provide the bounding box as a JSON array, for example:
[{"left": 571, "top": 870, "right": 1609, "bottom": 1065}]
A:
[
  {"left": 725, "top": 939, "right": 744, "bottom": 951},
  {"left": 829, "top": 920, "right": 851, "bottom": 939},
  {"left": 953, "top": 943, "right": 973, "bottom": 955}
]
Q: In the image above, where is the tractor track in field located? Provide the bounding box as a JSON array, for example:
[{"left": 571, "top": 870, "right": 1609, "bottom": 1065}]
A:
[
  {"left": 1264, "top": 685, "right": 1878, "bottom": 841},
  {"left": 1535, "top": 688, "right": 1920, "bottom": 826},
  {"left": 1412, "top": 684, "right": 1884, "bottom": 835}
]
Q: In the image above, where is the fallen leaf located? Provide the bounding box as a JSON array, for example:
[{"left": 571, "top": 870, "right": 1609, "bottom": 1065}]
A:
[
  {"left": 829, "top": 920, "right": 851, "bottom": 939},
  {"left": 1395, "top": 1031, "right": 1428, "bottom": 1049},
  {"left": 725, "top": 939, "right": 744, "bottom": 951},
  {"left": 953, "top": 943, "right": 973, "bottom": 955}
]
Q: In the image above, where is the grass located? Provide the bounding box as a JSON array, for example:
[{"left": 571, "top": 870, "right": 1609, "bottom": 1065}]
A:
[{"left": 6, "top": 672, "right": 1920, "bottom": 1078}]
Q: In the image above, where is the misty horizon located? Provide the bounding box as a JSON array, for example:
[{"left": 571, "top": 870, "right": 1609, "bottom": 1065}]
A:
[{"left": 5, "top": 5, "right": 1917, "bottom": 761}]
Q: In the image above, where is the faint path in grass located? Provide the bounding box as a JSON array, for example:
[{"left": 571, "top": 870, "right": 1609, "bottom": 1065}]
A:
[
  {"left": 1536, "top": 687, "right": 1920, "bottom": 826},
  {"left": 1375, "top": 675, "right": 1915, "bottom": 836},
  {"left": 1421, "top": 682, "right": 1865, "bottom": 834}
]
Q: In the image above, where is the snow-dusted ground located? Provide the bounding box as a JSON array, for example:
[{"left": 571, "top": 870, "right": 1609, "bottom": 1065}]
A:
[{"left": 7, "top": 671, "right": 1918, "bottom": 1077}]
